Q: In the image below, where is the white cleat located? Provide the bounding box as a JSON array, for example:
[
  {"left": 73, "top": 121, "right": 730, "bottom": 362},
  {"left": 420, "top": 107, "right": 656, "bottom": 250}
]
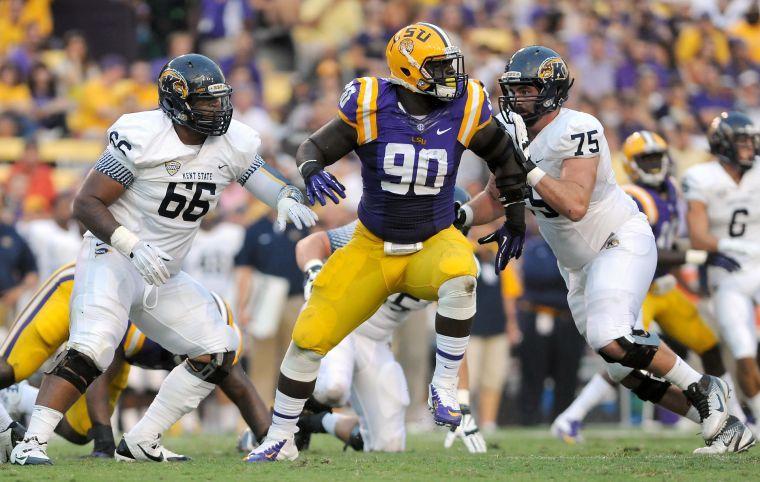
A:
[
  {"left": 115, "top": 434, "right": 189, "bottom": 462},
  {"left": 10, "top": 436, "right": 52, "bottom": 465},
  {"left": 684, "top": 375, "right": 730, "bottom": 440},
  {"left": 693, "top": 415, "right": 756, "bottom": 454},
  {"left": 244, "top": 435, "right": 298, "bottom": 463}
]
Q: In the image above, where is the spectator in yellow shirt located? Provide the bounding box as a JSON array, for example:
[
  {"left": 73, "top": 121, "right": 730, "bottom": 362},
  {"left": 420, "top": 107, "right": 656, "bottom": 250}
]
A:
[
  {"left": 0, "top": 63, "right": 32, "bottom": 116},
  {"left": 729, "top": 5, "right": 760, "bottom": 63},
  {"left": 67, "top": 55, "right": 127, "bottom": 138}
]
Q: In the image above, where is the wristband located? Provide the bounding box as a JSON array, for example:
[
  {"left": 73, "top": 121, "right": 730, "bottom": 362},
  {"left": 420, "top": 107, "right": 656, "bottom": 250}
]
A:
[
  {"left": 461, "top": 204, "right": 474, "bottom": 227},
  {"left": 527, "top": 167, "right": 546, "bottom": 187},
  {"left": 685, "top": 249, "right": 708, "bottom": 265},
  {"left": 110, "top": 226, "right": 139, "bottom": 257},
  {"left": 304, "top": 259, "right": 324, "bottom": 273}
]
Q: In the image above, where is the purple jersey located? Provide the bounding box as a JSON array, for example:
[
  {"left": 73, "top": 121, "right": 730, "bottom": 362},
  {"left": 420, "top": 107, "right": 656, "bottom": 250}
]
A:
[
  {"left": 623, "top": 177, "right": 681, "bottom": 277},
  {"left": 338, "top": 77, "right": 492, "bottom": 243}
]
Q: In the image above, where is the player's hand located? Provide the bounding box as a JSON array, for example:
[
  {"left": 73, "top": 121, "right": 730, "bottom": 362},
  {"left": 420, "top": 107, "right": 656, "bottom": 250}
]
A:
[
  {"left": 303, "top": 261, "right": 323, "bottom": 301},
  {"left": 275, "top": 197, "right": 319, "bottom": 232},
  {"left": 707, "top": 252, "right": 742, "bottom": 272},
  {"left": 299, "top": 160, "right": 346, "bottom": 206},
  {"left": 88, "top": 423, "right": 115, "bottom": 458},
  {"left": 718, "top": 238, "right": 760, "bottom": 259},
  {"left": 478, "top": 218, "right": 525, "bottom": 272},
  {"left": 443, "top": 404, "right": 486, "bottom": 453},
  {"left": 130, "top": 241, "right": 173, "bottom": 286}
]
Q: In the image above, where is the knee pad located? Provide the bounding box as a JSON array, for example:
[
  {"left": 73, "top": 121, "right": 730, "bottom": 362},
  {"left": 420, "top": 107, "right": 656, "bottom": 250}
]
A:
[
  {"left": 599, "top": 330, "right": 660, "bottom": 370},
  {"left": 437, "top": 276, "right": 477, "bottom": 320},
  {"left": 185, "top": 351, "right": 235, "bottom": 385},
  {"left": 281, "top": 341, "right": 324, "bottom": 383},
  {"left": 628, "top": 370, "right": 671, "bottom": 403},
  {"left": 48, "top": 349, "right": 102, "bottom": 394}
]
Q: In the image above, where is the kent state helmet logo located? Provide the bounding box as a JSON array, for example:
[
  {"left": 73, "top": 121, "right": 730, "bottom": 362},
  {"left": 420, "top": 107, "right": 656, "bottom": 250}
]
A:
[
  {"left": 160, "top": 68, "right": 188, "bottom": 99},
  {"left": 537, "top": 57, "right": 568, "bottom": 82},
  {"left": 165, "top": 160, "right": 181, "bottom": 176}
]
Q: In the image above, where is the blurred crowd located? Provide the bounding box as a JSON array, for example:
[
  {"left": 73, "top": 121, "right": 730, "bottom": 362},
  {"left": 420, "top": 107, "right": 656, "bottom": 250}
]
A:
[{"left": 2, "top": 0, "right": 759, "bottom": 432}]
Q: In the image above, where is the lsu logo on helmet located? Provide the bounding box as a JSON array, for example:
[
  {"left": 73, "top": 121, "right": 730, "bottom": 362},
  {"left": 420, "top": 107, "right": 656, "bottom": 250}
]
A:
[{"left": 385, "top": 22, "right": 467, "bottom": 100}]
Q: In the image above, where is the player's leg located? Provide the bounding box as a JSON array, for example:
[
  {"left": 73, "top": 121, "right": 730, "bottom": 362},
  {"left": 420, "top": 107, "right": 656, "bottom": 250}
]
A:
[
  {"left": 652, "top": 288, "right": 746, "bottom": 420},
  {"left": 12, "top": 241, "right": 136, "bottom": 465},
  {"left": 402, "top": 226, "right": 478, "bottom": 427},
  {"left": 116, "top": 281, "right": 237, "bottom": 462},
  {"left": 551, "top": 371, "right": 616, "bottom": 443},
  {"left": 313, "top": 334, "right": 356, "bottom": 408},
  {"left": 247, "top": 228, "right": 392, "bottom": 462},
  {"left": 350, "top": 335, "right": 409, "bottom": 452},
  {"left": 712, "top": 286, "right": 760, "bottom": 420}
]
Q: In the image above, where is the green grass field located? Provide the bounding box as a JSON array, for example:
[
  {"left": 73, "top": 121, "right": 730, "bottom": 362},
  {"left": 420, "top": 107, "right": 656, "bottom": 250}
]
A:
[{"left": 0, "top": 428, "right": 757, "bottom": 481}]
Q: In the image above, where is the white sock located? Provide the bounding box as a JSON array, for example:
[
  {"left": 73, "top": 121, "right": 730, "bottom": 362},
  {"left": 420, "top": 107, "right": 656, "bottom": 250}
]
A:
[
  {"left": 662, "top": 356, "right": 702, "bottom": 390},
  {"left": 561, "top": 373, "right": 616, "bottom": 422},
  {"left": 685, "top": 405, "right": 701, "bottom": 423},
  {"left": 433, "top": 333, "right": 469, "bottom": 385},
  {"left": 128, "top": 363, "right": 214, "bottom": 440},
  {"left": 721, "top": 373, "right": 746, "bottom": 422},
  {"left": 0, "top": 402, "right": 12, "bottom": 430},
  {"left": 270, "top": 390, "right": 307, "bottom": 439},
  {"left": 747, "top": 393, "right": 760, "bottom": 423},
  {"left": 321, "top": 413, "right": 338, "bottom": 435},
  {"left": 24, "top": 405, "right": 63, "bottom": 444}
]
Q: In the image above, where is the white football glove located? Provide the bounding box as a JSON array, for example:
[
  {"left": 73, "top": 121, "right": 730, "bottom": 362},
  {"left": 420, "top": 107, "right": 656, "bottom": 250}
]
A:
[
  {"left": 111, "top": 226, "right": 173, "bottom": 286},
  {"left": 303, "top": 260, "right": 323, "bottom": 301},
  {"left": 443, "top": 404, "right": 487, "bottom": 453},
  {"left": 718, "top": 238, "right": 760, "bottom": 259},
  {"left": 275, "top": 197, "right": 319, "bottom": 232},
  {"left": 131, "top": 241, "right": 173, "bottom": 286}
]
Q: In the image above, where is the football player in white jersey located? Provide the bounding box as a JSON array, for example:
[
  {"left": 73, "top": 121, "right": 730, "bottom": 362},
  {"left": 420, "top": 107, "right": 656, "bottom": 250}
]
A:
[
  {"left": 457, "top": 46, "right": 751, "bottom": 453},
  {"left": 11, "top": 54, "right": 317, "bottom": 466},
  {"left": 683, "top": 111, "right": 760, "bottom": 432},
  {"left": 285, "top": 188, "right": 485, "bottom": 454}
]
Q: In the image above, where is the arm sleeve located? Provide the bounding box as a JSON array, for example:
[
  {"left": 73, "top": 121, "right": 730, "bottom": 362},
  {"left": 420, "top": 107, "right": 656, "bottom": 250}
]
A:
[
  {"left": 240, "top": 156, "right": 303, "bottom": 208},
  {"left": 457, "top": 80, "right": 493, "bottom": 148},
  {"left": 681, "top": 169, "right": 708, "bottom": 204},
  {"left": 326, "top": 220, "right": 359, "bottom": 252},
  {"left": 547, "top": 112, "right": 604, "bottom": 160}
]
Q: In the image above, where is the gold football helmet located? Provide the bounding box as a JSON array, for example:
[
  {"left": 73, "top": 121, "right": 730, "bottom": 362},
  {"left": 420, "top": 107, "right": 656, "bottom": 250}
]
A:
[
  {"left": 385, "top": 22, "right": 467, "bottom": 100},
  {"left": 622, "top": 130, "right": 671, "bottom": 186}
]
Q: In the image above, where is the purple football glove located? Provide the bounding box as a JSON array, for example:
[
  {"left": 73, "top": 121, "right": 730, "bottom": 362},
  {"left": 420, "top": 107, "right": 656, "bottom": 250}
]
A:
[
  {"left": 478, "top": 221, "right": 525, "bottom": 273},
  {"left": 302, "top": 164, "right": 346, "bottom": 206},
  {"left": 707, "top": 252, "right": 741, "bottom": 272}
]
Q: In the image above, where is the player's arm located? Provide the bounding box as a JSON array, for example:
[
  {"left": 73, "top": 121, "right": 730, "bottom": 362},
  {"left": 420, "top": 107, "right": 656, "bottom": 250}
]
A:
[
  {"left": 295, "top": 117, "right": 356, "bottom": 206},
  {"left": 468, "top": 120, "right": 527, "bottom": 271},
  {"left": 238, "top": 160, "right": 317, "bottom": 232},
  {"left": 531, "top": 155, "right": 598, "bottom": 222},
  {"left": 218, "top": 364, "right": 271, "bottom": 442},
  {"left": 74, "top": 148, "right": 172, "bottom": 286}
]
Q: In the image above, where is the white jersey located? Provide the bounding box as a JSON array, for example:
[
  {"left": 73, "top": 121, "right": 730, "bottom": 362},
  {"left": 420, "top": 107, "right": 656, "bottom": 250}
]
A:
[
  {"left": 94, "top": 110, "right": 262, "bottom": 274},
  {"left": 497, "top": 108, "right": 640, "bottom": 269},
  {"left": 325, "top": 221, "right": 431, "bottom": 342},
  {"left": 682, "top": 160, "right": 760, "bottom": 267},
  {"left": 182, "top": 221, "right": 245, "bottom": 302},
  {"left": 18, "top": 219, "right": 81, "bottom": 279}
]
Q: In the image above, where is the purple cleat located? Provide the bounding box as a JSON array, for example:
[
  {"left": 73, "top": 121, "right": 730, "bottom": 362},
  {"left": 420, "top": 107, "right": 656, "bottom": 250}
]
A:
[{"left": 428, "top": 382, "right": 462, "bottom": 428}]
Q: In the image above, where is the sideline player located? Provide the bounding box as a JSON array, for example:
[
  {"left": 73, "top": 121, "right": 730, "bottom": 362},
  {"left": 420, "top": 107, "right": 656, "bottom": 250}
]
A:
[
  {"left": 551, "top": 130, "right": 746, "bottom": 443},
  {"left": 458, "top": 46, "right": 752, "bottom": 453},
  {"left": 11, "top": 53, "right": 317, "bottom": 465},
  {"left": 0, "top": 263, "right": 271, "bottom": 460},
  {"left": 291, "top": 187, "right": 485, "bottom": 453},
  {"left": 247, "top": 22, "right": 527, "bottom": 462},
  {"left": 682, "top": 111, "right": 760, "bottom": 429}
]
